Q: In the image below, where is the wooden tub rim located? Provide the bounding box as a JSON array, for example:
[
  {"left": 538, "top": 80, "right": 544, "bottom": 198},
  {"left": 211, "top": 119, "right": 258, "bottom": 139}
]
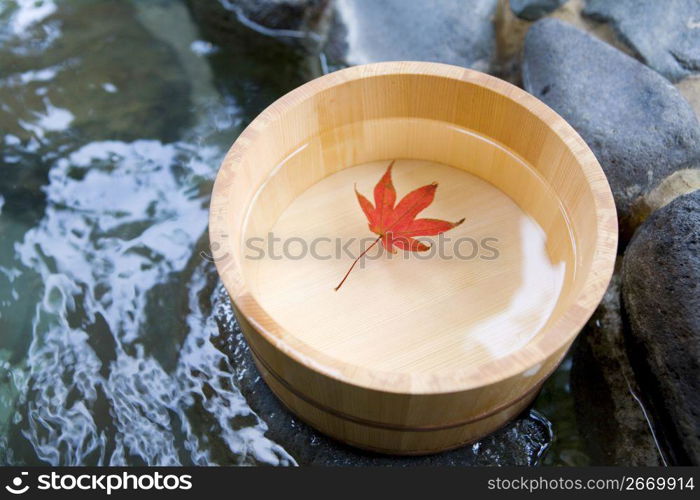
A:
[{"left": 209, "top": 61, "right": 618, "bottom": 395}]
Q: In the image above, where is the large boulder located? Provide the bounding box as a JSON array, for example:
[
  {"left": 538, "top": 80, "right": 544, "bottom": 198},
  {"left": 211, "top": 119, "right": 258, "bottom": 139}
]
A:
[
  {"left": 622, "top": 190, "right": 700, "bottom": 465},
  {"left": 571, "top": 263, "right": 664, "bottom": 465},
  {"left": 584, "top": 0, "right": 700, "bottom": 83},
  {"left": 214, "top": 291, "right": 553, "bottom": 465},
  {"left": 523, "top": 18, "right": 700, "bottom": 242},
  {"left": 324, "top": 0, "right": 499, "bottom": 72}
]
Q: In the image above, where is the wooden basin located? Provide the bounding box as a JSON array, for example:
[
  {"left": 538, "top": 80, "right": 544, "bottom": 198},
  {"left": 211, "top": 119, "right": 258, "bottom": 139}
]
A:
[{"left": 209, "top": 62, "right": 617, "bottom": 454}]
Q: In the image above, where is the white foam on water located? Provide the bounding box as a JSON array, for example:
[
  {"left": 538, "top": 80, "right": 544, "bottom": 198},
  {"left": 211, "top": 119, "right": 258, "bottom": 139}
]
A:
[
  {"left": 15, "top": 138, "right": 295, "bottom": 465},
  {"left": 9, "top": 0, "right": 57, "bottom": 36}
]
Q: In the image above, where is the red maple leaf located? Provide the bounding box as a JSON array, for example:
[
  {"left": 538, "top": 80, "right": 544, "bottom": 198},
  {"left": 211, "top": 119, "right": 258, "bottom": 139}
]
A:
[{"left": 335, "top": 160, "right": 465, "bottom": 290}]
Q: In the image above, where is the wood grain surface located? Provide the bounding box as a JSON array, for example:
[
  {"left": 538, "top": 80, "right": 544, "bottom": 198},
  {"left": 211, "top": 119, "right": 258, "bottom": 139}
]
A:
[{"left": 209, "top": 62, "right": 617, "bottom": 453}]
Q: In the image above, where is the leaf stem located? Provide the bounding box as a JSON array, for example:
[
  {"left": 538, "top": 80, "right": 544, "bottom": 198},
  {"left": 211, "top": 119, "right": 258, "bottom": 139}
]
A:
[{"left": 334, "top": 235, "right": 382, "bottom": 291}]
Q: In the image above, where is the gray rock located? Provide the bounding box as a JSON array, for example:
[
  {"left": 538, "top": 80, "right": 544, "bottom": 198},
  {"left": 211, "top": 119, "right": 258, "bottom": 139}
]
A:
[
  {"left": 510, "top": 0, "right": 566, "bottom": 21},
  {"left": 185, "top": 0, "right": 326, "bottom": 120},
  {"left": 571, "top": 263, "right": 665, "bottom": 465},
  {"left": 226, "top": 0, "right": 330, "bottom": 31},
  {"left": 584, "top": 0, "right": 700, "bottom": 82},
  {"left": 523, "top": 18, "right": 700, "bottom": 242},
  {"left": 186, "top": 0, "right": 331, "bottom": 48},
  {"left": 214, "top": 290, "right": 552, "bottom": 465},
  {"left": 324, "top": 0, "right": 498, "bottom": 72},
  {"left": 622, "top": 190, "right": 700, "bottom": 465}
]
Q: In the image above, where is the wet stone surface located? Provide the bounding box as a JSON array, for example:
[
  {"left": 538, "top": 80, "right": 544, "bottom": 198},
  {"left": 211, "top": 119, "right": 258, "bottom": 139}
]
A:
[
  {"left": 570, "top": 264, "right": 665, "bottom": 466},
  {"left": 622, "top": 190, "right": 700, "bottom": 465},
  {"left": 323, "top": 0, "right": 499, "bottom": 72}
]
